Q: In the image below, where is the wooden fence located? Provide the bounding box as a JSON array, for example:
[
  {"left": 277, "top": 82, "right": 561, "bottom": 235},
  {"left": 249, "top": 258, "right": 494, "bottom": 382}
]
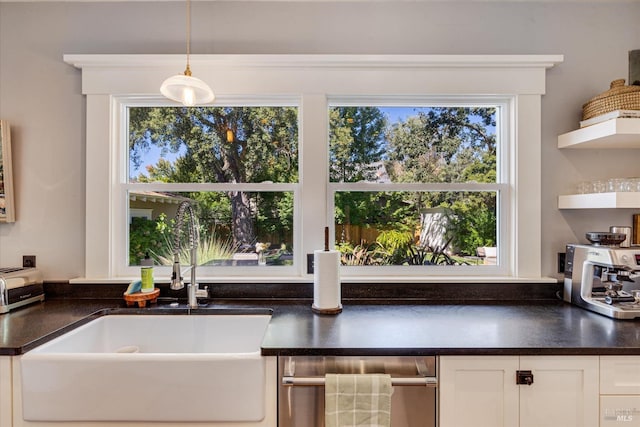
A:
[{"left": 335, "top": 224, "right": 383, "bottom": 245}]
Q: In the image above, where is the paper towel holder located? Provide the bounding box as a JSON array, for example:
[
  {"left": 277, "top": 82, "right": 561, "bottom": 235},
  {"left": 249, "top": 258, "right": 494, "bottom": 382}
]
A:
[
  {"left": 312, "top": 304, "right": 342, "bottom": 315},
  {"left": 311, "top": 227, "right": 342, "bottom": 315}
]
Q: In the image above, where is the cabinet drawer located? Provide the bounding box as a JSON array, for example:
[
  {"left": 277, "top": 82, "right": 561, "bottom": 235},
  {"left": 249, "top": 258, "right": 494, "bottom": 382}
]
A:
[
  {"left": 601, "top": 357, "right": 640, "bottom": 395},
  {"left": 601, "top": 396, "right": 640, "bottom": 426}
]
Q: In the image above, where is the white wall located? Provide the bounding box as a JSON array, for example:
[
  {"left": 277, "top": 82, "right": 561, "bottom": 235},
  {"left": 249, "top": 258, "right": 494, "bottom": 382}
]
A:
[{"left": 0, "top": 1, "right": 638, "bottom": 280}]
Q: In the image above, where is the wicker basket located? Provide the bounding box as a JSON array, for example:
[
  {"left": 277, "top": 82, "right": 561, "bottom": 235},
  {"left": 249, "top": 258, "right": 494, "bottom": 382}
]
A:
[{"left": 582, "top": 79, "right": 640, "bottom": 120}]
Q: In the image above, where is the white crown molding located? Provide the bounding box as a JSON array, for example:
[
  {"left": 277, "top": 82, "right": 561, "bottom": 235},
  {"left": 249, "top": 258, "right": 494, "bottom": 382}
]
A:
[
  {"left": 63, "top": 53, "right": 564, "bottom": 97},
  {"left": 64, "top": 53, "right": 564, "bottom": 70},
  {"left": 4, "top": 0, "right": 640, "bottom": 2}
]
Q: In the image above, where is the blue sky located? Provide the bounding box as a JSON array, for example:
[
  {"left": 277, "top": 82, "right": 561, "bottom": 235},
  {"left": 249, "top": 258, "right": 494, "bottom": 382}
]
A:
[{"left": 380, "top": 107, "right": 431, "bottom": 123}]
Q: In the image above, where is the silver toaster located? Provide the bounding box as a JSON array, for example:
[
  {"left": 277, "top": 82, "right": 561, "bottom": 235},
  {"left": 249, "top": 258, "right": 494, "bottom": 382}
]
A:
[{"left": 0, "top": 267, "right": 44, "bottom": 314}]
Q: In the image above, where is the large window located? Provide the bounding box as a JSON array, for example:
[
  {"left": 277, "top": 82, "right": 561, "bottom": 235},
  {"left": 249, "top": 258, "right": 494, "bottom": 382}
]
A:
[
  {"left": 70, "top": 54, "right": 562, "bottom": 281},
  {"left": 125, "top": 104, "right": 299, "bottom": 274},
  {"left": 328, "top": 103, "right": 507, "bottom": 274},
  {"left": 124, "top": 101, "right": 505, "bottom": 275}
]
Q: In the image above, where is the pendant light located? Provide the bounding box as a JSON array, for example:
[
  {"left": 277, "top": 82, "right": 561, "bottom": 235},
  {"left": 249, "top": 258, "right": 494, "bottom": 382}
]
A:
[{"left": 160, "top": 0, "right": 214, "bottom": 106}]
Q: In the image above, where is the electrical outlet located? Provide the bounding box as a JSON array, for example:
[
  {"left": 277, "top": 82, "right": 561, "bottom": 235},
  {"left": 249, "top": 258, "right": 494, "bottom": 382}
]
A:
[
  {"left": 23, "top": 255, "right": 36, "bottom": 268},
  {"left": 307, "top": 253, "right": 314, "bottom": 274},
  {"left": 557, "top": 252, "right": 565, "bottom": 274}
]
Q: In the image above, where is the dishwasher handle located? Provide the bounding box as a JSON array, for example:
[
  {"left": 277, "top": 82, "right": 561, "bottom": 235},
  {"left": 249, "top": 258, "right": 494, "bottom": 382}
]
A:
[{"left": 282, "top": 375, "right": 438, "bottom": 387}]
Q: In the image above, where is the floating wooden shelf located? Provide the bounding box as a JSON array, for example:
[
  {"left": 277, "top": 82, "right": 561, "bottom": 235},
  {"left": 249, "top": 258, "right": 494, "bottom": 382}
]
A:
[
  {"left": 557, "top": 118, "right": 640, "bottom": 149},
  {"left": 558, "top": 192, "right": 640, "bottom": 209}
]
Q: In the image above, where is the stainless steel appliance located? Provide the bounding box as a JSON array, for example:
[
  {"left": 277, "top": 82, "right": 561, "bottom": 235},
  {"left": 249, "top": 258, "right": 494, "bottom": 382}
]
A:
[
  {"left": 279, "top": 356, "right": 437, "bottom": 427},
  {"left": 0, "top": 267, "right": 44, "bottom": 314},
  {"left": 564, "top": 243, "right": 640, "bottom": 319}
]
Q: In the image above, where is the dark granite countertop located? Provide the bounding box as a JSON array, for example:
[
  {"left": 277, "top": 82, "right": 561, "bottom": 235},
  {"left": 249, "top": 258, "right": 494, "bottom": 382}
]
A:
[
  {"left": 0, "top": 300, "right": 119, "bottom": 355},
  {"left": 261, "top": 303, "right": 640, "bottom": 356},
  {"left": 3, "top": 298, "right": 640, "bottom": 357}
]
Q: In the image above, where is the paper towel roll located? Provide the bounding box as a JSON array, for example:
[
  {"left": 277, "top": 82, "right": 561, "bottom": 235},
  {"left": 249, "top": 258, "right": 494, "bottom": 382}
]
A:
[{"left": 312, "top": 249, "right": 342, "bottom": 314}]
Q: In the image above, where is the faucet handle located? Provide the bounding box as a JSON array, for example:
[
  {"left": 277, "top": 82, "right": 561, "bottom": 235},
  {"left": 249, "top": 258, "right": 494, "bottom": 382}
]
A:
[{"left": 195, "top": 285, "right": 208, "bottom": 299}]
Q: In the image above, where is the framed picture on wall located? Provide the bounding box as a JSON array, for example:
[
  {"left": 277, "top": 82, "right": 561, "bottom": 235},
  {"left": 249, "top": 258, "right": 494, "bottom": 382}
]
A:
[{"left": 0, "top": 120, "right": 15, "bottom": 223}]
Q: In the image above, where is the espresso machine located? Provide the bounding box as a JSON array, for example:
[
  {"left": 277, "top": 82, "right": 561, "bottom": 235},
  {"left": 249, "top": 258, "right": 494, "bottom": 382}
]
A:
[{"left": 565, "top": 233, "right": 640, "bottom": 319}]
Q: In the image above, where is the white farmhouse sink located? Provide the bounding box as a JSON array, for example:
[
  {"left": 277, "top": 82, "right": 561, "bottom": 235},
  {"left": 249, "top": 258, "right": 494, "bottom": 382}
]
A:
[{"left": 20, "top": 313, "right": 271, "bottom": 422}]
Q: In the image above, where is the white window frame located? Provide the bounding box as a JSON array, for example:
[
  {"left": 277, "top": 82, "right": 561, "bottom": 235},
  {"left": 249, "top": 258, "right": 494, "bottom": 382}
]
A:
[
  {"left": 116, "top": 96, "right": 301, "bottom": 279},
  {"left": 327, "top": 96, "right": 510, "bottom": 277},
  {"left": 65, "top": 54, "right": 563, "bottom": 282}
]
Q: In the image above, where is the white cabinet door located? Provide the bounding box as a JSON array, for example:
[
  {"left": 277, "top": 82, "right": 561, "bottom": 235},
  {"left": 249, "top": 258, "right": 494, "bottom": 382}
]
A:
[
  {"left": 440, "top": 356, "right": 519, "bottom": 427},
  {"left": 519, "top": 356, "right": 598, "bottom": 427},
  {"left": 440, "top": 356, "right": 599, "bottom": 427},
  {"left": 0, "top": 357, "right": 11, "bottom": 427},
  {"left": 600, "top": 356, "right": 640, "bottom": 426}
]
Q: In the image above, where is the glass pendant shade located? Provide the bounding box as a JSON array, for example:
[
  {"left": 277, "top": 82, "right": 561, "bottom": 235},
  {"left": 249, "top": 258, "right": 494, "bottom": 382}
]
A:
[
  {"left": 160, "top": 0, "right": 214, "bottom": 106},
  {"left": 160, "top": 72, "right": 214, "bottom": 106}
]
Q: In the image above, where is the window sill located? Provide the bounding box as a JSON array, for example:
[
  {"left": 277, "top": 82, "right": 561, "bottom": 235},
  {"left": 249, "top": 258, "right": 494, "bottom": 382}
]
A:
[{"left": 69, "top": 275, "right": 558, "bottom": 285}]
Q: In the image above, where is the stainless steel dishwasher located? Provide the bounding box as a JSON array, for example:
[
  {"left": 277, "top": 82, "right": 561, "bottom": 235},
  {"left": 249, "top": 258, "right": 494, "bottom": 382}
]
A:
[{"left": 279, "top": 355, "right": 437, "bottom": 427}]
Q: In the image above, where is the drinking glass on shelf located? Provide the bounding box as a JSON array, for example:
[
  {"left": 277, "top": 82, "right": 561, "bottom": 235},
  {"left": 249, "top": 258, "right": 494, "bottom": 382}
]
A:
[
  {"left": 621, "top": 179, "right": 634, "bottom": 192},
  {"left": 606, "top": 178, "right": 628, "bottom": 192},
  {"left": 576, "top": 181, "right": 591, "bottom": 194},
  {"left": 592, "top": 180, "right": 606, "bottom": 193},
  {"left": 628, "top": 178, "right": 640, "bottom": 192}
]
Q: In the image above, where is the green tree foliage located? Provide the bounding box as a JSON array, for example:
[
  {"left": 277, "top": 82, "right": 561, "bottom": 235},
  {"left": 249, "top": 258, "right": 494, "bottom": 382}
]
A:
[
  {"left": 375, "top": 230, "right": 415, "bottom": 265},
  {"left": 329, "top": 107, "right": 393, "bottom": 232},
  {"left": 386, "top": 107, "right": 496, "bottom": 185},
  {"left": 334, "top": 191, "right": 416, "bottom": 235},
  {"left": 329, "top": 107, "right": 387, "bottom": 183},
  {"left": 129, "top": 106, "right": 298, "bottom": 248},
  {"left": 129, "top": 214, "right": 238, "bottom": 266},
  {"left": 448, "top": 196, "right": 496, "bottom": 255},
  {"left": 129, "top": 215, "right": 171, "bottom": 265},
  {"left": 387, "top": 107, "right": 496, "bottom": 255},
  {"left": 332, "top": 106, "right": 497, "bottom": 258}
]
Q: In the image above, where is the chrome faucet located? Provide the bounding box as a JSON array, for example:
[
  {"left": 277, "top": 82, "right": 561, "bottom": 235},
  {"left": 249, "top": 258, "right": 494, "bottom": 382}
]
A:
[{"left": 170, "top": 201, "right": 200, "bottom": 308}]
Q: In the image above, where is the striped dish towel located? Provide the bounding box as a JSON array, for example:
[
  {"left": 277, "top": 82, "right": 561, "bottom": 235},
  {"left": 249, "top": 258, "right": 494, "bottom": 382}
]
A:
[{"left": 325, "top": 373, "right": 393, "bottom": 427}]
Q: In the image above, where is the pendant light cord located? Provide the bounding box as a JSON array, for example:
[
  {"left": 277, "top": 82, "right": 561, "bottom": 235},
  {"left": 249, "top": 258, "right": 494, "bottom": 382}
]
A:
[{"left": 184, "top": 0, "right": 192, "bottom": 76}]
